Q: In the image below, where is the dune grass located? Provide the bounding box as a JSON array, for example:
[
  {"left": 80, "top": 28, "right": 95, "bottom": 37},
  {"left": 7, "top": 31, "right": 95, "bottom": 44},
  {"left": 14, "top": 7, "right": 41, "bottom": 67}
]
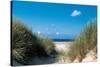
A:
[
  {"left": 12, "top": 17, "right": 97, "bottom": 64},
  {"left": 56, "top": 50, "right": 69, "bottom": 63},
  {"left": 67, "top": 18, "right": 97, "bottom": 62},
  {"left": 12, "top": 19, "right": 56, "bottom": 65}
]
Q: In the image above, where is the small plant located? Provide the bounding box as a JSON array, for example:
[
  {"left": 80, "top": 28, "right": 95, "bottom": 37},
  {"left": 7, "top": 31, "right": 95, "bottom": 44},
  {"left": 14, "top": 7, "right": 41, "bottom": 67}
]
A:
[{"left": 67, "top": 18, "right": 97, "bottom": 62}]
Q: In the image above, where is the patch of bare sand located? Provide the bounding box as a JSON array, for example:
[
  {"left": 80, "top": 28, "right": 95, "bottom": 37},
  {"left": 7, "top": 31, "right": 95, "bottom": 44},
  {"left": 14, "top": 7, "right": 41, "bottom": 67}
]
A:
[
  {"left": 54, "top": 42, "right": 73, "bottom": 63},
  {"left": 82, "top": 49, "right": 97, "bottom": 62},
  {"left": 54, "top": 42, "right": 72, "bottom": 52}
]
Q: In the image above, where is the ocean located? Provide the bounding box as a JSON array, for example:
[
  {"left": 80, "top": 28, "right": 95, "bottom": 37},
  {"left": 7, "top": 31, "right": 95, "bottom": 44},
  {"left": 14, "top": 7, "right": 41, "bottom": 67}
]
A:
[{"left": 52, "top": 39, "right": 74, "bottom": 42}]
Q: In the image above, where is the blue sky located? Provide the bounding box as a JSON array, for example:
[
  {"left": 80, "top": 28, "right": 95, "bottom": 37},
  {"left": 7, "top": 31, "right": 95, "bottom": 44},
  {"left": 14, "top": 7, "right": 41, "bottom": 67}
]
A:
[{"left": 12, "top": 1, "right": 97, "bottom": 39}]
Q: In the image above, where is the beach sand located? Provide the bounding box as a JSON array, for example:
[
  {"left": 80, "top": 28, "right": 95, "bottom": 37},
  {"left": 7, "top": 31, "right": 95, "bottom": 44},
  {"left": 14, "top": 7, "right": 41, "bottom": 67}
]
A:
[
  {"left": 54, "top": 42, "right": 73, "bottom": 64},
  {"left": 54, "top": 42, "right": 72, "bottom": 52}
]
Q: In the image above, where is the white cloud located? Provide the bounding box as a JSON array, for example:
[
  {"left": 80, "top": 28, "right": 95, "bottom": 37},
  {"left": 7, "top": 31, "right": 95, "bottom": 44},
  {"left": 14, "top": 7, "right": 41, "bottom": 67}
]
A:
[{"left": 71, "top": 10, "right": 81, "bottom": 16}]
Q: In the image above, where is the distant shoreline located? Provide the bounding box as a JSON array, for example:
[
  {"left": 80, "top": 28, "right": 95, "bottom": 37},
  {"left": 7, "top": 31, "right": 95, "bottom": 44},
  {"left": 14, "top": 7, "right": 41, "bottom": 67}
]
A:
[{"left": 52, "top": 39, "right": 74, "bottom": 42}]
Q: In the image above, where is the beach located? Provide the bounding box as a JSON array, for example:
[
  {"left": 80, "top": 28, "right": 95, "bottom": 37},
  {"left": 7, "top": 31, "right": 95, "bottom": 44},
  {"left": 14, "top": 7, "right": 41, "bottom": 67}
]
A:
[{"left": 54, "top": 42, "right": 72, "bottom": 52}]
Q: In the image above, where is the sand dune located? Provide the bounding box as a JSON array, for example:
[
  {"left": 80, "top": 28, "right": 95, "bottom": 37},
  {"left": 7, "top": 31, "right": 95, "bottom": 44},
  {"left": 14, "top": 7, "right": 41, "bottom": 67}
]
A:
[{"left": 12, "top": 41, "right": 97, "bottom": 66}]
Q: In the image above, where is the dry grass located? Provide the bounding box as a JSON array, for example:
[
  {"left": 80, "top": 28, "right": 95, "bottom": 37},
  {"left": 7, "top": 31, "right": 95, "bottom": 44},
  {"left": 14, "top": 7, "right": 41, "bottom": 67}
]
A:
[
  {"left": 67, "top": 18, "right": 97, "bottom": 62},
  {"left": 12, "top": 19, "right": 56, "bottom": 65}
]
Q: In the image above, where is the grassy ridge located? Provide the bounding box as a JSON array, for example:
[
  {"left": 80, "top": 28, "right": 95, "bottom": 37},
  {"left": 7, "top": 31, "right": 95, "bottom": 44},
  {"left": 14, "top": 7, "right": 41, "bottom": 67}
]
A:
[
  {"left": 12, "top": 19, "right": 56, "bottom": 65},
  {"left": 67, "top": 18, "right": 97, "bottom": 62}
]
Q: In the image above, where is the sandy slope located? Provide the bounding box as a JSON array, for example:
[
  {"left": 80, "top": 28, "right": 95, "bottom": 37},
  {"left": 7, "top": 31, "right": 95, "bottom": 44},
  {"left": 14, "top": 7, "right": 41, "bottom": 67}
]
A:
[{"left": 54, "top": 42, "right": 97, "bottom": 63}]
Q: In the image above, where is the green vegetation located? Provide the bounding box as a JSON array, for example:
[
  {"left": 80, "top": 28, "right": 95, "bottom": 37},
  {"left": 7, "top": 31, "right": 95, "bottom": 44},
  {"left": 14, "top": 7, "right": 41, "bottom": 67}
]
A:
[
  {"left": 67, "top": 19, "right": 97, "bottom": 62},
  {"left": 12, "top": 19, "right": 56, "bottom": 65}
]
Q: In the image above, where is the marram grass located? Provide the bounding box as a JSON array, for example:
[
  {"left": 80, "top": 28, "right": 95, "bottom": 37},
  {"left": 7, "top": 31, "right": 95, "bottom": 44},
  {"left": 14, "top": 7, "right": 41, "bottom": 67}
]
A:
[
  {"left": 12, "top": 20, "right": 55, "bottom": 65},
  {"left": 67, "top": 19, "right": 97, "bottom": 62}
]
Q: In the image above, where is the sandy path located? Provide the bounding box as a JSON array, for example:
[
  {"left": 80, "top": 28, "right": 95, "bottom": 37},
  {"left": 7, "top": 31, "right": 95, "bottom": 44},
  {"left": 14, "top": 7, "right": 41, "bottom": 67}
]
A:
[
  {"left": 29, "top": 42, "right": 73, "bottom": 65},
  {"left": 54, "top": 42, "right": 72, "bottom": 52}
]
